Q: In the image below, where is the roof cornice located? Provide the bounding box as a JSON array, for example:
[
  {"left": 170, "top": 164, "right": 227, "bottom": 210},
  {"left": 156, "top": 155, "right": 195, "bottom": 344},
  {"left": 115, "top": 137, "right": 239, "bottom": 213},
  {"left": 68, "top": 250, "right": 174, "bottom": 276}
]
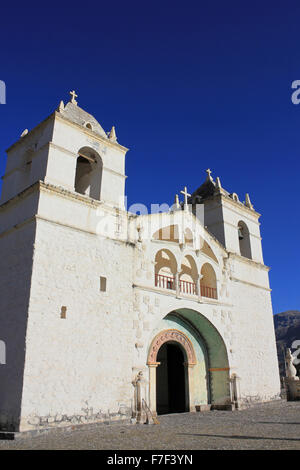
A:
[
  {"left": 5, "top": 112, "right": 55, "bottom": 153},
  {"left": 205, "top": 191, "right": 261, "bottom": 218}
]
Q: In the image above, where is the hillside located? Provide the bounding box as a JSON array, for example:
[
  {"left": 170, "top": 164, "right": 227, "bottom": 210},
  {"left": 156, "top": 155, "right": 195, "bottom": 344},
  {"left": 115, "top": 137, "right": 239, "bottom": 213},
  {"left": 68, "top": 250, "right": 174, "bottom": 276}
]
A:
[{"left": 274, "top": 310, "right": 300, "bottom": 377}]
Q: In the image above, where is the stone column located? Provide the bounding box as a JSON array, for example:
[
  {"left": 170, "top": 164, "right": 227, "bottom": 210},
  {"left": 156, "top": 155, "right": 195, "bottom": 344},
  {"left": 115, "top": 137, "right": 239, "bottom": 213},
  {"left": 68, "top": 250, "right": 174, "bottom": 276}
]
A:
[
  {"left": 197, "top": 275, "right": 203, "bottom": 302},
  {"left": 215, "top": 278, "right": 221, "bottom": 300},
  {"left": 197, "top": 274, "right": 203, "bottom": 302},
  {"left": 175, "top": 271, "right": 181, "bottom": 298},
  {"left": 132, "top": 370, "right": 147, "bottom": 424},
  {"left": 184, "top": 363, "right": 196, "bottom": 412},
  {"left": 148, "top": 364, "right": 159, "bottom": 416},
  {"left": 229, "top": 374, "right": 241, "bottom": 409}
]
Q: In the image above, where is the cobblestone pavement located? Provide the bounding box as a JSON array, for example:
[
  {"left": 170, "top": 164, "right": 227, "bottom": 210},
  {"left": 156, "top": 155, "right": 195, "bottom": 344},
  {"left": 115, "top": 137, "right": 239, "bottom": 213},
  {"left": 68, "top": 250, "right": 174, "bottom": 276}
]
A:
[{"left": 0, "top": 400, "right": 300, "bottom": 450}]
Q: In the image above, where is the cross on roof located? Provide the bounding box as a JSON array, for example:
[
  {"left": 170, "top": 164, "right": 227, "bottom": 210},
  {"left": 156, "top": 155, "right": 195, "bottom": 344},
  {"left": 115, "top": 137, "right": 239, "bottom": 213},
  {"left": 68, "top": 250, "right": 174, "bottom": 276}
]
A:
[
  {"left": 180, "top": 186, "right": 191, "bottom": 206},
  {"left": 69, "top": 90, "right": 78, "bottom": 105},
  {"left": 206, "top": 168, "right": 212, "bottom": 178}
]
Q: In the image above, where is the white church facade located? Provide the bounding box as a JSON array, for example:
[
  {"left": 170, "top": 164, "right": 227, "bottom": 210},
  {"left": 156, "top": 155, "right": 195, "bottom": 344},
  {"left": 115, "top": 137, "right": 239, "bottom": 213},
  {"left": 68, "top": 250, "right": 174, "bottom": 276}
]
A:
[{"left": 0, "top": 92, "right": 280, "bottom": 433}]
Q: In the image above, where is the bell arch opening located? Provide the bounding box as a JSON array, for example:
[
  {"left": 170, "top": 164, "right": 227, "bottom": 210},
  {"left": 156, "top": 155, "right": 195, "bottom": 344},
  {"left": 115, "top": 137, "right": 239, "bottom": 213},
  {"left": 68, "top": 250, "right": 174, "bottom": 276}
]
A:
[
  {"left": 74, "top": 146, "right": 103, "bottom": 200},
  {"left": 238, "top": 220, "right": 252, "bottom": 259}
]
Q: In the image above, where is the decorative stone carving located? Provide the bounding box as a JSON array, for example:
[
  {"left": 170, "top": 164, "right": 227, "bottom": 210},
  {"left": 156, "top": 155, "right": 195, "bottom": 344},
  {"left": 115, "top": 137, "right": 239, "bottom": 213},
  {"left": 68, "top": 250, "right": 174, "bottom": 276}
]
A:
[
  {"left": 285, "top": 348, "right": 300, "bottom": 401},
  {"left": 132, "top": 371, "right": 148, "bottom": 423},
  {"left": 147, "top": 329, "right": 196, "bottom": 365},
  {"left": 286, "top": 349, "right": 299, "bottom": 380},
  {"left": 57, "top": 100, "right": 64, "bottom": 112},
  {"left": 108, "top": 126, "right": 117, "bottom": 142},
  {"left": 245, "top": 193, "right": 254, "bottom": 210},
  {"left": 229, "top": 373, "right": 241, "bottom": 409}
]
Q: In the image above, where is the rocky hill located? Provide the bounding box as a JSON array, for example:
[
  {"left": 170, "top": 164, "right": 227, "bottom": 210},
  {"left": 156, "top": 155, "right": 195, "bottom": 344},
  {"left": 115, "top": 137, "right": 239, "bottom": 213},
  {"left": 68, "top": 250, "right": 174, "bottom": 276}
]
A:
[{"left": 274, "top": 310, "right": 300, "bottom": 377}]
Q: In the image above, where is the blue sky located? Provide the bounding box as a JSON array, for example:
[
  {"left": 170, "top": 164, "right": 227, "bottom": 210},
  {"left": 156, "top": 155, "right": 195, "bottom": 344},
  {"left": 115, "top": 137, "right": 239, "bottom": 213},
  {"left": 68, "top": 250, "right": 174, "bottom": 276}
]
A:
[{"left": 0, "top": 1, "right": 299, "bottom": 314}]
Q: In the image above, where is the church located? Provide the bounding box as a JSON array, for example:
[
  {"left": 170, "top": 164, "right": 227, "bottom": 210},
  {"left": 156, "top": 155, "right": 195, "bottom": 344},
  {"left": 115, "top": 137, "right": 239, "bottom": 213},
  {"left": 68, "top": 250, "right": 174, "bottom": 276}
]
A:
[{"left": 0, "top": 91, "right": 280, "bottom": 433}]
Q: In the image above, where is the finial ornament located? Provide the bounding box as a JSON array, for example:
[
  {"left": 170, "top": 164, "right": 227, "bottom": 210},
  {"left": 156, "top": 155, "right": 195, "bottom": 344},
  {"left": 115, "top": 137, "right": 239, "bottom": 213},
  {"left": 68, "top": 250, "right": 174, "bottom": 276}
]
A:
[
  {"left": 180, "top": 186, "right": 191, "bottom": 209},
  {"left": 20, "top": 129, "right": 28, "bottom": 138},
  {"left": 170, "top": 194, "right": 181, "bottom": 212},
  {"left": 245, "top": 193, "right": 254, "bottom": 210},
  {"left": 58, "top": 100, "right": 64, "bottom": 112},
  {"left": 108, "top": 126, "right": 117, "bottom": 142},
  {"left": 69, "top": 90, "right": 78, "bottom": 105},
  {"left": 206, "top": 168, "right": 213, "bottom": 181},
  {"left": 215, "top": 176, "right": 222, "bottom": 190}
]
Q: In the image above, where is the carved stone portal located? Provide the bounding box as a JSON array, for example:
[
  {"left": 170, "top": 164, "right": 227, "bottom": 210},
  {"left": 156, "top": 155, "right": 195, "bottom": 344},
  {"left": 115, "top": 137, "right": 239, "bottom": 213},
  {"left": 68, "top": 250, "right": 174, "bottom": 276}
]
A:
[{"left": 147, "top": 329, "right": 196, "bottom": 366}]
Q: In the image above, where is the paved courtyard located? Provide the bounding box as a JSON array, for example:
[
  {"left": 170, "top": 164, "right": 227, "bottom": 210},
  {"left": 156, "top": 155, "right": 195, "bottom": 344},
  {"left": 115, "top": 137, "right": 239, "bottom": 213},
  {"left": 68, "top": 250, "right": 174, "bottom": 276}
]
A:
[{"left": 0, "top": 400, "right": 300, "bottom": 450}]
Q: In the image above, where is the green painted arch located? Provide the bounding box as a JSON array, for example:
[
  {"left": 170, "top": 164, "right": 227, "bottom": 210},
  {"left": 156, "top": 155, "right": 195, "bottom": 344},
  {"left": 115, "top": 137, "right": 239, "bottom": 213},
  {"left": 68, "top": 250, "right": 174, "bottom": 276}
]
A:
[
  {"left": 173, "top": 308, "right": 229, "bottom": 368},
  {"left": 168, "top": 308, "right": 231, "bottom": 405}
]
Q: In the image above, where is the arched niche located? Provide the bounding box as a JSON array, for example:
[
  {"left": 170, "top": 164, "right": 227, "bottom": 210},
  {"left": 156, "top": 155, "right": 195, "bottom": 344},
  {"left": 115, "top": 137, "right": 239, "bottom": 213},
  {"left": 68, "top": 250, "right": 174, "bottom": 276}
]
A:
[
  {"left": 152, "top": 225, "right": 179, "bottom": 243},
  {"left": 154, "top": 249, "right": 177, "bottom": 290},
  {"left": 179, "top": 254, "right": 198, "bottom": 295},
  {"left": 200, "top": 263, "right": 217, "bottom": 299}
]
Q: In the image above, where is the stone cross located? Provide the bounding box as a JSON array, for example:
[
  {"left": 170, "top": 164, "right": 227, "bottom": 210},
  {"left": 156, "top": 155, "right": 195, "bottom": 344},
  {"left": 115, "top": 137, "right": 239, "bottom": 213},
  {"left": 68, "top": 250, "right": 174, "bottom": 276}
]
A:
[
  {"left": 180, "top": 186, "right": 191, "bottom": 207},
  {"left": 206, "top": 168, "right": 212, "bottom": 180},
  {"left": 69, "top": 90, "right": 78, "bottom": 105}
]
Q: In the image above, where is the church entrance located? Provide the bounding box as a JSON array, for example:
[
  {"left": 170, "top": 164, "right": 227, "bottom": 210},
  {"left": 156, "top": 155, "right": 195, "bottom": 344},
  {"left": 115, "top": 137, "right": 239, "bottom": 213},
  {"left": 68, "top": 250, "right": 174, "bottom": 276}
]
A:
[
  {"left": 156, "top": 342, "right": 188, "bottom": 415},
  {"left": 148, "top": 314, "right": 230, "bottom": 416}
]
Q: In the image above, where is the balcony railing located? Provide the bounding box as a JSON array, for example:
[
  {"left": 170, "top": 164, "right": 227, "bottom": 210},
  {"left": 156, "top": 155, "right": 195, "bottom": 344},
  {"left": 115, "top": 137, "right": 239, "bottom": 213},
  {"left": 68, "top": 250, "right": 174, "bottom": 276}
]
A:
[
  {"left": 200, "top": 284, "right": 217, "bottom": 300},
  {"left": 155, "top": 274, "right": 217, "bottom": 299},
  {"left": 179, "top": 279, "right": 196, "bottom": 295},
  {"left": 155, "top": 274, "right": 175, "bottom": 290}
]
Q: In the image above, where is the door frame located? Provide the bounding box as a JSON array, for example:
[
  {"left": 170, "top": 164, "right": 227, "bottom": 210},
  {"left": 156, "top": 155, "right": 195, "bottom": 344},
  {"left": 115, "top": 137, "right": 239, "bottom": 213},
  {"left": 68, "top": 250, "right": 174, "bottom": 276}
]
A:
[{"left": 147, "top": 329, "right": 197, "bottom": 415}]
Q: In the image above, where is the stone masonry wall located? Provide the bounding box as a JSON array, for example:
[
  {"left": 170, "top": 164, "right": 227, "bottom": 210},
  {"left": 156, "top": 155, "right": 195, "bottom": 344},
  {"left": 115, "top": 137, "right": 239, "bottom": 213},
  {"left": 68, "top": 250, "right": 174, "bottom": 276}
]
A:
[
  {"left": 19, "top": 217, "right": 135, "bottom": 431},
  {"left": 230, "top": 280, "right": 281, "bottom": 403}
]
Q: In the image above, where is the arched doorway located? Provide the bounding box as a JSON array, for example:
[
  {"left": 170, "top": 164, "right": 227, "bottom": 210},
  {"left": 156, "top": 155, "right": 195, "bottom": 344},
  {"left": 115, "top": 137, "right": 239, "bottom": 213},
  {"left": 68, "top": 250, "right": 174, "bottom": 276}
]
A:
[
  {"left": 156, "top": 342, "right": 187, "bottom": 414},
  {"left": 148, "top": 328, "right": 197, "bottom": 415},
  {"left": 147, "top": 312, "right": 231, "bottom": 416}
]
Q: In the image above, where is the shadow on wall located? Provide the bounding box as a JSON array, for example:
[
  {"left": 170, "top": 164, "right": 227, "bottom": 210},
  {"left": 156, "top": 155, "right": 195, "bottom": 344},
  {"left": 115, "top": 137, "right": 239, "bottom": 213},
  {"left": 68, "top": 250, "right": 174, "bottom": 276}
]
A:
[{"left": 0, "top": 222, "right": 36, "bottom": 432}]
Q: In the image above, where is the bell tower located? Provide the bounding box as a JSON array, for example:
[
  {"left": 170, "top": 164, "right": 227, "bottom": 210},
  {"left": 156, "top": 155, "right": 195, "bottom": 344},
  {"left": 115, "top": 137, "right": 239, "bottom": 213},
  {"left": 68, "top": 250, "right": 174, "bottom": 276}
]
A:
[
  {"left": 189, "top": 170, "right": 264, "bottom": 264},
  {"left": 1, "top": 91, "right": 129, "bottom": 209},
  {"left": 0, "top": 93, "right": 130, "bottom": 432}
]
